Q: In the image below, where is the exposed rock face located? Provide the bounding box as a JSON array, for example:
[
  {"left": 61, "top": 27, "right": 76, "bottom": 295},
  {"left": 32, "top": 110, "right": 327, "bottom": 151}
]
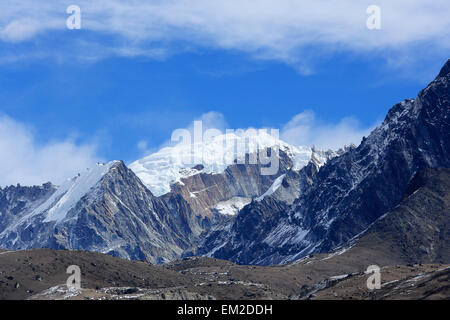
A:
[
  {"left": 293, "top": 59, "right": 450, "bottom": 254},
  {"left": 350, "top": 168, "right": 450, "bottom": 264},
  {"left": 199, "top": 59, "right": 450, "bottom": 265},
  {"left": 0, "top": 183, "right": 56, "bottom": 233},
  {"left": 267, "top": 160, "right": 322, "bottom": 205},
  {"left": 0, "top": 60, "right": 448, "bottom": 268},
  {"left": 0, "top": 146, "right": 320, "bottom": 264},
  {"left": 0, "top": 161, "right": 202, "bottom": 264},
  {"left": 163, "top": 149, "right": 295, "bottom": 218},
  {"left": 130, "top": 129, "right": 319, "bottom": 220},
  {"left": 0, "top": 165, "right": 449, "bottom": 300}
]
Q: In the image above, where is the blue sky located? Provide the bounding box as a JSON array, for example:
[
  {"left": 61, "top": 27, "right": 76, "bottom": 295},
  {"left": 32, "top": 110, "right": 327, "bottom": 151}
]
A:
[
  {"left": 0, "top": 0, "right": 449, "bottom": 186},
  {"left": 1, "top": 50, "right": 440, "bottom": 159}
]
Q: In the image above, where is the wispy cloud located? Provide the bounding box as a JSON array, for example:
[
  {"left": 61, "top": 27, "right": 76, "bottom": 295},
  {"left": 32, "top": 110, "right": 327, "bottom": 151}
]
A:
[
  {"left": 0, "top": 115, "right": 103, "bottom": 187},
  {"left": 138, "top": 110, "right": 375, "bottom": 160},
  {"left": 0, "top": 1, "right": 449, "bottom": 71},
  {"left": 135, "top": 111, "right": 228, "bottom": 156},
  {"left": 281, "top": 110, "right": 376, "bottom": 150}
]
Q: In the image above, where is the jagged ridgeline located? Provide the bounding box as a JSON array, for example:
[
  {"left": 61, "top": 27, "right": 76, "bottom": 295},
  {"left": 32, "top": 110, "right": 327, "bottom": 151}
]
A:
[{"left": 0, "top": 59, "right": 449, "bottom": 266}]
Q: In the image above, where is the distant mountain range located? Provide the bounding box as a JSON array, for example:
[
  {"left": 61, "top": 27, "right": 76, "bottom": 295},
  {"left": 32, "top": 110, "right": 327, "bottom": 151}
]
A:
[{"left": 0, "top": 58, "right": 449, "bottom": 270}]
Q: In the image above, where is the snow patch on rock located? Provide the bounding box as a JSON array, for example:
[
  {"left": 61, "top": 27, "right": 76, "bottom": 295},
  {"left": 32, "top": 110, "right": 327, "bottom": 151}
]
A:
[
  {"left": 214, "top": 197, "right": 252, "bottom": 216},
  {"left": 256, "top": 174, "right": 286, "bottom": 201}
]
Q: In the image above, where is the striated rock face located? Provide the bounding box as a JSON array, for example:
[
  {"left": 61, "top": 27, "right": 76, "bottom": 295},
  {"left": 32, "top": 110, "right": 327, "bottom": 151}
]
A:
[
  {"left": 199, "top": 59, "right": 450, "bottom": 265},
  {"left": 350, "top": 167, "right": 450, "bottom": 265},
  {"left": 0, "top": 143, "right": 322, "bottom": 264},
  {"left": 0, "top": 183, "right": 56, "bottom": 235},
  {"left": 163, "top": 149, "right": 296, "bottom": 218},
  {"left": 1, "top": 60, "right": 448, "bottom": 267},
  {"left": 130, "top": 130, "right": 319, "bottom": 221},
  {"left": 0, "top": 161, "right": 202, "bottom": 264},
  {"left": 265, "top": 148, "right": 342, "bottom": 205},
  {"left": 129, "top": 130, "right": 314, "bottom": 197}
]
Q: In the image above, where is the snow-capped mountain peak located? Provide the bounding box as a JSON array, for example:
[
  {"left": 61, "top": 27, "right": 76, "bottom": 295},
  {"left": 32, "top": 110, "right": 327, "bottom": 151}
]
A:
[
  {"left": 1, "top": 161, "right": 119, "bottom": 237},
  {"left": 41, "top": 161, "right": 119, "bottom": 223},
  {"left": 130, "top": 130, "right": 313, "bottom": 196}
]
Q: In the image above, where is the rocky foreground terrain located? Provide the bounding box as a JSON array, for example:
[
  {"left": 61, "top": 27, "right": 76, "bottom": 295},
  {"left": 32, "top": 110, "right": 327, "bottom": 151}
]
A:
[{"left": 0, "top": 249, "right": 448, "bottom": 300}]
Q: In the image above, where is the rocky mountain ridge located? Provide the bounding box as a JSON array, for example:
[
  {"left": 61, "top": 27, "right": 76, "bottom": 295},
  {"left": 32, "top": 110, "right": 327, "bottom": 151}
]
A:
[
  {"left": 0, "top": 59, "right": 449, "bottom": 268},
  {"left": 198, "top": 59, "right": 450, "bottom": 265},
  {"left": 0, "top": 161, "right": 204, "bottom": 263}
]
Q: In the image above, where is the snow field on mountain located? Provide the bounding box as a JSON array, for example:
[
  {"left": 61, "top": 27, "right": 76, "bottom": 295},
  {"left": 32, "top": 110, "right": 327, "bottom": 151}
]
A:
[{"left": 130, "top": 130, "right": 312, "bottom": 196}]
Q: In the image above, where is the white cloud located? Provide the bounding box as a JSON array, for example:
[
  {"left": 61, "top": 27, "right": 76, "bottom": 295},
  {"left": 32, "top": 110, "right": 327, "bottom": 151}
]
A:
[
  {"left": 0, "top": 18, "right": 41, "bottom": 42},
  {"left": 0, "top": 115, "right": 103, "bottom": 187},
  {"left": 281, "top": 110, "right": 375, "bottom": 150},
  {"left": 192, "top": 111, "right": 228, "bottom": 133},
  {"left": 0, "top": 1, "right": 448, "bottom": 71},
  {"left": 142, "top": 110, "right": 374, "bottom": 159},
  {"left": 137, "top": 140, "right": 148, "bottom": 152},
  {"left": 134, "top": 111, "right": 228, "bottom": 159}
]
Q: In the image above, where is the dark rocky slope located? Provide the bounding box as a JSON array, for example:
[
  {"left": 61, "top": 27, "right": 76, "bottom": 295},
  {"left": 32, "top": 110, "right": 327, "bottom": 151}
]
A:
[
  {"left": 200, "top": 59, "right": 450, "bottom": 265},
  {"left": 188, "top": 168, "right": 450, "bottom": 297},
  {"left": 0, "top": 183, "right": 56, "bottom": 233},
  {"left": 344, "top": 168, "right": 450, "bottom": 265},
  {"left": 0, "top": 162, "right": 202, "bottom": 264}
]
